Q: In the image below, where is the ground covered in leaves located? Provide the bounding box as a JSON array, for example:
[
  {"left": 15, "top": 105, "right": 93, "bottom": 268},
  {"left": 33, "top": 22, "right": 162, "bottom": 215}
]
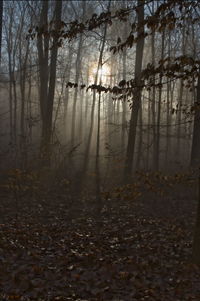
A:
[{"left": 0, "top": 192, "right": 200, "bottom": 300}]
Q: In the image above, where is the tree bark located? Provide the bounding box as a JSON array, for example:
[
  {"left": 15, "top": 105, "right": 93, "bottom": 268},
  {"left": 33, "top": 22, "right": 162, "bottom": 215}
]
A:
[
  {"left": 45, "top": 0, "right": 62, "bottom": 157},
  {"left": 0, "top": 0, "right": 3, "bottom": 65},
  {"left": 71, "top": 2, "right": 85, "bottom": 148},
  {"left": 37, "top": 0, "right": 49, "bottom": 155},
  {"left": 124, "top": 0, "right": 144, "bottom": 179},
  {"left": 192, "top": 170, "right": 200, "bottom": 264},
  {"left": 191, "top": 74, "right": 200, "bottom": 167},
  {"left": 38, "top": 0, "right": 62, "bottom": 164},
  {"left": 155, "top": 29, "right": 165, "bottom": 170}
]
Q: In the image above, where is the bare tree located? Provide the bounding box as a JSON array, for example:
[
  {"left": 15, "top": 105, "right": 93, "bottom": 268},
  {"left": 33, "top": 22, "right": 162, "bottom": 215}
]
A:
[
  {"left": 124, "top": 0, "right": 145, "bottom": 179},
  {"left": 0, "top": 0, "right": 3, "bottom": 65},
  {"left": 37, "top": 0, "right": 62, "bottom": 164},
  {"left": 191, "top": 75, "right": 200, "bottom": 167}
]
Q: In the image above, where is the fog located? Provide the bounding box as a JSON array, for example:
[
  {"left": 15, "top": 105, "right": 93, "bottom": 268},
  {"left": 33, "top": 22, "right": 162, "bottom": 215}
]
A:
[
  {"left": 0, "top": 0, "right": 199, "bottom": 195},
  {"left": 1, "top": 1, "right": 200, "bottom": 298}
]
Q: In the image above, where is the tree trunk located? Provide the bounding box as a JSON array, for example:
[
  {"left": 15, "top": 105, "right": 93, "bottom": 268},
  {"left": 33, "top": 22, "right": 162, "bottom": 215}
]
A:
[
  {"left": 19, "top": 34, "right": 30, "bottom": 168},
  {"left": 0, "top": 0, "right": 3, "bottom": 65},
  {"left": 192, "top": 171, "right": 200, "bottom": 264},
  {"left": 74, "top": 0, "right": 110, "bottom": 197},
  {"left": 176, "top": 22, "right": 186, "bottom": 160},
  {"left": 191, "top": 74, "right": 200, "bottom": 264},
  {"left": 136, "top": 98, "right": 143, "bottom": 170},
  {"left": 124, "top": 0, "right": 144, "bottom": 179},
  {"left": 38, "top": 0, "right": 62, "bottom": 164},
  {"left": 37, "top": 0, "right": 49, "bottom": 156},
  {"left": 71, "top": 2, "right": 85, "bottom": 147},
  {"left": 165, "top": 30, "right": 171, "bottom": 166},
  {"left": 64, "top": 45, "right": 73, "bottom": 142},
  {"left": 191, "top": 74, "right": 200, "bottom": 167},
  {"left": 121, "top": 47, "right": 127, "bottom": 154},
  {"left": 155, "top": 29, "right": 165, "bottom": 170},
  {"left": 45, "top": 0, "right": 62, "bottom": 158}
]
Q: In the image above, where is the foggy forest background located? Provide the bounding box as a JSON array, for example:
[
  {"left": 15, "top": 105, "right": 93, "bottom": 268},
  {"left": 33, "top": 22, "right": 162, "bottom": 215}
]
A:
[
  {"left": 2, "top": 1, "right": 200, "bottom": 299},
  {"left": 0, "top": 0, "right": 199, "bottom": 196}
]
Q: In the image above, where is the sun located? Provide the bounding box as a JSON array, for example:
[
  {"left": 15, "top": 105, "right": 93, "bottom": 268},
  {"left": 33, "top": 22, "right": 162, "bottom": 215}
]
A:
[
  {"left": 99, "top": 64, "right": 110, "bottom": 77},
  {"left": 90, "top": 63, "right": 110, "bottom": 83}
]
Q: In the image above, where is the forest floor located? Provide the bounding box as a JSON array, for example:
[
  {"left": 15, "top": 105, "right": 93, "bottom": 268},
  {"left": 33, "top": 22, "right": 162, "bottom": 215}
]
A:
[{"left": 0, "top": 190, "right": 200, "bottom": 301}]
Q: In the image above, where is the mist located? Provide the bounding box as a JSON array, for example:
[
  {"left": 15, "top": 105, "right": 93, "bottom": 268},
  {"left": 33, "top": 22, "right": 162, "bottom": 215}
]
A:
[{"left": 0, "top": 1, "right": 200, "bottom": 299}]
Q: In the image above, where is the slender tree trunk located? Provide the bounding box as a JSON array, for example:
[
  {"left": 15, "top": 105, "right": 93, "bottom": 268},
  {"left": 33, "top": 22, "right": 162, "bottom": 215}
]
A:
[
  {"left": 0, "top": 0, "right": 3, "bottom": 65},
  {"left": 95, "top": 89, "right": 101, "bottom": 203},
  {"left": 71, "top": 1, "right": 86, "bottom": 147},
  {"left": 27, "top": 62, "right": 33, "bottom": 143},
  {"left": 37, "top": 0, "right": 49, "bottom": 156},
  {"left": 165, "top": 30, "right": 171, "bottom": 166},
  {"left": 94, "top": 0, "right": 111, "bottom": 227},
  {"left": 121, "top": 48, "right": 127, "bottom": 154},
  {"left": 176, "top": 23, "right": 186, "bottom": 160},
  {"left": 79, "top": 86, "right": 84, "bottom": 140},
  {"left": 84, "top": 60, "right": 90, "bottom": 126},
  {"left": 64, "top": 45, "right": 73, "bottom": 141},
  {"left": 5, "top": 4, "right": 18, "bottom": 146},
  {"left": 136, "top": 98, "right": 143, "bottom": 170},
  {"left": 107, "top": 54, "right": 115, "bottom": 155},
  {"left": 8, "top": 57, "right": 13, "bottom": 143},
  {"left": 192, "top": 170, "right": 200, "bottom": 264},
  {"left": 94, "top": 0, "right": 111, "bottom": 210},
  {"left": 38, "top": 0, "right": 62, "bottom": 164},
  {"left": 191, "top": 74, "right": 200, "bottom": 167},
  {"left": 19, "top": 37, "right": 30, "bottom": 168},
  {"left": 124, "top": 0, "right": 144, "bottom": 179},
  {"left": 13, "top": 73, "right": 17, "bottom": 147},
  {"left": 146, "top": 90, "right": 151, "bottom": 169},
  {"left": 45, "top": 0, "right": 62, "bottom": 156},
  {"left": 75, "top": 0, "right": 110, "bottom": 197},
  {"left": 155, "top": 29, "right": 165, "bottom": 170}
]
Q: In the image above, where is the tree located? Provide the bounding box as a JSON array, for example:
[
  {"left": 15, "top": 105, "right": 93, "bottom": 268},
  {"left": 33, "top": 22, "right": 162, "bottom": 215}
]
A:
[
  {"left": 124, "top": 0, "right": 144, "bottom": 179},
  {"left": 0, "top": 0, "right": 3, "bottom": 65},
  {"left": 4, "top": 1, "right": 19, "bottom": 146},
  {"left": 37, "top": 0, "right": 62, "bottom": 163},
  {"left": 191, "top": 75, "right": 200, "bottom": 168},
  {"left": 71, "top": 1, "right": 86, "bottom": 148},
  {"left": 191, "top": 74, "right": 200, "bottom": 264}
]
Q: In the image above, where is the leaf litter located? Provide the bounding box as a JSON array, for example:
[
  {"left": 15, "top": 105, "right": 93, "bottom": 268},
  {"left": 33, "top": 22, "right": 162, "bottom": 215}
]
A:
[{"left": 0, "top": 193, "right": 199, "bottom": 300}]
